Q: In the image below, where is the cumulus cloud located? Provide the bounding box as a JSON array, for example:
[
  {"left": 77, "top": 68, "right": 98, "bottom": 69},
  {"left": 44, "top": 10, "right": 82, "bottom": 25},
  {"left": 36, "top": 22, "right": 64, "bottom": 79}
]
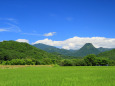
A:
[
  {"left": 43, "top": 32, "right": 56, "bottom": 36},
  {"left": 33, "top": 36, "right": 115, "bottom": 50},
  {"left": 16, "top": 39, "right": 29, "bottom": 43}
]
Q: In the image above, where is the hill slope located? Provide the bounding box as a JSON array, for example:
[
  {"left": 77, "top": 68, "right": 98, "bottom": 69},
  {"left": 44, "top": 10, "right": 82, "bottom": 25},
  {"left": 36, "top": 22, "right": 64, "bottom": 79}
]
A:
[
  {"left": 33, "top": 43, "right": 103, "bottom": 57},
  {"left": 0, "top": 41, "right": 60, "bottom": 61},
  {"left": 97, "top": 49, "right": 115, "bottom": 60},
  {"left": 33, "top": 43, "right": 75, "bottom": 56},
  {"left": 72, "top": 43, "right": 101, "bottom": 57},
  {"left": 97, "top": 47, "right": 113, "bottom": 52}
]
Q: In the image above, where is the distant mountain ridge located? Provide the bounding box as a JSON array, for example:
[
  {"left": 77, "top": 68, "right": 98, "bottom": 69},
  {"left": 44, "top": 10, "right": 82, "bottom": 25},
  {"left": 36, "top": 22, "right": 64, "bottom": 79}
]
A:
[
  {"left": 33, "top": 43, "right": 113, "bottom": 57},
  {"left": 33, "top": 43, "right": 74, "bottom": 56},
  {"left": 97, "top": 47, "right": 113, "bottom": 52}
]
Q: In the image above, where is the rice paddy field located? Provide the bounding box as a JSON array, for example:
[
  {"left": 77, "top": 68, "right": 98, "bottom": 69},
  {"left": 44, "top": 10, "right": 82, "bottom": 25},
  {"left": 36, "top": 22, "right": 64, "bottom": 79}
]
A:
[{"left": 0, "top": 65, "right": 115, "bottom": 86}]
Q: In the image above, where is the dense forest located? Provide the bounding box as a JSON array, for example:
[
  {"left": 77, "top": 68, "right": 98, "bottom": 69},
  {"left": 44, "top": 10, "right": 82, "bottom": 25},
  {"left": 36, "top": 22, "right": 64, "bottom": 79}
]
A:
[
  {"left": 0, "top": 41, "right": 115, "bottom": 66},
  {"left": 33, "top": 43, "right": 75, "bottom": 56},
  {"left": 33, "top": 43, "right": 113, "bottom": 57},
  {"left": 97, "top": 49, "right": 115, "bottom": 60},
  {"left": 0, "top": 41, "right": 62, "bottom": 60}
]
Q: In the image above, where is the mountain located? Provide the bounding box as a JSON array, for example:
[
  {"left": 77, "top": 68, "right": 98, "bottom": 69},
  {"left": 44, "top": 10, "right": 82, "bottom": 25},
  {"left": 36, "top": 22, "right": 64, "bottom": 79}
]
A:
[
  {"left": 97, "top": 47, "right": 113, "bottom": 52},
  {"left": 0, "top": 41, "right": 61, "bottom": 61},
  {"left": 33, "top": 43, "right": 103, "bottom": 57},
  {"left": 33, "top": 43, "right": 75, "bottom": 56},
  {"left": 72, "top": 43, "right": 101, "bottom": 57},
  {"left": 97, "top": 49, "right": 115, "bottom": 60}
]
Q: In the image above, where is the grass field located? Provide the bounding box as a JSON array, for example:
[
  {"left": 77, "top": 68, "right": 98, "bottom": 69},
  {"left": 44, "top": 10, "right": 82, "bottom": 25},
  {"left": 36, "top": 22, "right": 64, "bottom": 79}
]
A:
[{"left": 0, "top": 65, "right": 115, "bottom": 86}]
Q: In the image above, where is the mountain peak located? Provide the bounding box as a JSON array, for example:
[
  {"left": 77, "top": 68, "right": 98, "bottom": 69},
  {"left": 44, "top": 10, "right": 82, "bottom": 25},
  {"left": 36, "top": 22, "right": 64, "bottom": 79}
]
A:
[
  {"left": 85, "top": 43, "right": 93, "bottom": 45},
  {"left": 82, "top": 43, "right": 95, "bottom": 49},
  {"left": 74, "top": 43, "right": 100, "bottom": 57}
]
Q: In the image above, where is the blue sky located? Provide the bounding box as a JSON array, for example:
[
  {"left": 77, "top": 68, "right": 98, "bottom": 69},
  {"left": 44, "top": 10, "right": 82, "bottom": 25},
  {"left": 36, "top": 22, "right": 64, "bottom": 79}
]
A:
[{"left": 0, "top": 0, "right": 115, "bottom": 49}]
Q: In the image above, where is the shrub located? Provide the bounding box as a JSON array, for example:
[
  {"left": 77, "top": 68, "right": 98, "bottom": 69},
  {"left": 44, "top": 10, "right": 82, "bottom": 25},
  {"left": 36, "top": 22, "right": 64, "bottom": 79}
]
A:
[
  {"left": 60, "top": 59, "right": 73, "bottom": 66},
  {"left": 41, "top": 58, "right": 53, "bottom": 65},
  {"left": 72, "top": 59, "right": 86, "bottom": 66}
]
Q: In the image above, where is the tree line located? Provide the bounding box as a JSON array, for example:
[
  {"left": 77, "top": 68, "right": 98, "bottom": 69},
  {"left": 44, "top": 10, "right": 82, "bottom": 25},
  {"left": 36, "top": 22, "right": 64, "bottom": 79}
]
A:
[
  {"left": 0, "top": 54, "right": 115, "bottom": 66},
  {"left": 0, "top": 41, "right": 115, "bottom": 66}
]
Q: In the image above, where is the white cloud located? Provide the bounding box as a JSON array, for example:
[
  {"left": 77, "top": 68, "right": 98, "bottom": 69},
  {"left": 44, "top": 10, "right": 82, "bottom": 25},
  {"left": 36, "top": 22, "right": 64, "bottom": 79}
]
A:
[
  {"left": 16, "top": 39, "right": 29, "bottom": 43},
  {"left": 43, "top": 32, "right": 56, "bottom": 36},
  {"left": 22, "top": 32, "right": 56, "bottom": 37},
  {"left": 0, "top": 28, "right": 9, "bottom": 32},
  {"left": 33, "top": 36, "right": 115, "bottom": 50}
]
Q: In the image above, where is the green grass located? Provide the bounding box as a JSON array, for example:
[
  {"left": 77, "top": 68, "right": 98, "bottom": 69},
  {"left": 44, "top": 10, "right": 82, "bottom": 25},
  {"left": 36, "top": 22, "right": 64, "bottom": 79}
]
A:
[{"left": 0, "top": 66, "right": 115, "bottom": 86}]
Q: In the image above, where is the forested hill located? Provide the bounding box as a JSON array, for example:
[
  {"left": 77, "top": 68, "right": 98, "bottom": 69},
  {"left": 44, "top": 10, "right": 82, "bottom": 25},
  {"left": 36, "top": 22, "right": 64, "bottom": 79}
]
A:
[
  {"left": 33, "top": 43, "right": 105, "bottom": 57},
  {"left": 0, "top": 41, "right": 61, "bottom": 61},
  {"left": 33, "top": 43, "right": 75, "bottom": 56},
  {"left": 97, "top": 49, "right": 115, "bottom": 60},
  {"left": 72, "top": 43, "right": 101, "bottom": 57},
  {"left": 97, "top": 47, "right": 113, "bottom": 52}
]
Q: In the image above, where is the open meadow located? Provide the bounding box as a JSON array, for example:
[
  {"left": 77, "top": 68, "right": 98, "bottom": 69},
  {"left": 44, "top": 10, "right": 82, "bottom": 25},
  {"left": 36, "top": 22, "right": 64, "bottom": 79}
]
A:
[{"left": 0, "top": 65, "right": 115, "bottom": 86}]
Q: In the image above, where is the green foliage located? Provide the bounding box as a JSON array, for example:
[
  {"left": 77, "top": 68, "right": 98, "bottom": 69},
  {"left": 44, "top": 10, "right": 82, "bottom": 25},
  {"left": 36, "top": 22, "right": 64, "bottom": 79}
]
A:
[
  {"left": 95, "top": 57, "right": 109, "bottom": 66},
  {"left": 72, "top": 59, "right": 86, "bottom": 66},
  {"left": 0, "top": 41, "right": 114, "bottom": 66},
  {"left": 52, "top": 64, "right": 60, "bottom": 67},
  {"left": 97, "top": 47, "right": 113, "bottom": 52},
  {"left": 60, "top": 59, "right": 73, "bottom": 66},
  {"left": 97, "top": 49, "right": 115, "bottom": 60},
  {"left": 33, "top": 43, "right": 102, "bottom": 57},
  {"left": 74, "top": 43, "right": 101, "bottom": 57},
  {"left": 1, "top": 59, "right": 34, "bottom": 65},
  {"left": 0, "top": 41, "right": 62, "bottom": 61},
  {"left": 33, "top": 43, "right": 74, "bottom": 56},
  {"left": 108, "top": 60, "right": 115, "bottom": 66},
  {"left": 41, "top": 58, "right": 53, "bottom": 65},
  {"left": 59, "top": 59, "right": 86, "bottom": 66},
  {"left": 84, "top": 54, "right": 109, "bottom": 66},
  {"left": 84, "top": 54, "right": 96, "bottom": 66}
]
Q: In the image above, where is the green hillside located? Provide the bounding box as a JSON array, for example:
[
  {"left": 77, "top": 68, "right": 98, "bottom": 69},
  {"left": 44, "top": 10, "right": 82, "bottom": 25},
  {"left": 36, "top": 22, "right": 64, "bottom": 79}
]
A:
[
  {"left": 97, "top": 49, "right": 115, "bottom": 60},
  {"left": 72, "top": 43, "right": 101, "bottom": 57},
  {"left": 33, "top": 43, "right": 101, "bottom": 57},
  {"left": 33, "top": 43, "right": 75, "bottom": 56},
  {"left": 0, "top": 41, "right": 113, "bottom": 65},
  {"left": 0, "top": 41, "right": 61, "bottom": 61},
  {"left": 97, "top": 47, "right": 113, "bottom": 52}
]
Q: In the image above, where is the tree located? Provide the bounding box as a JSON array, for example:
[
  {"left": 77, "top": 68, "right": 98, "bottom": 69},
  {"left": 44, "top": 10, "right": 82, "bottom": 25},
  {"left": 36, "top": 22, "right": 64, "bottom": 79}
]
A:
[
  {"left": 60, "top": 59, "right": 73, "bottom": 66},
  {"left": 95, "top": 57, "right": 108, "bottom": 66},
  {"left": 84, "top": 54, "right": 96, "bottom": 66},
  {"left": 72, "top": 59, "right": 86, "bottom": 66},
  {"left": 42, "top": 58, "right": 52, "bottom": 65}
]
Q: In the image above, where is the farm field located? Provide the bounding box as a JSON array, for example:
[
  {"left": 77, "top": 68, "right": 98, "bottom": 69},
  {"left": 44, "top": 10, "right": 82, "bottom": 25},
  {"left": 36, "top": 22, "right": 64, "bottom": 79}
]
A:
[{"left": 0, "top": 66, "right": 115, "bottom": 86}]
